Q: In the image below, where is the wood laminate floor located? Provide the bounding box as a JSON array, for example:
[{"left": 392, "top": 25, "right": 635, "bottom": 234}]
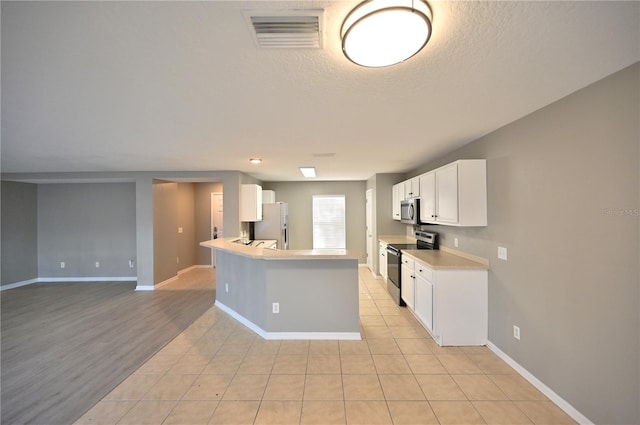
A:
[{"left": 1, "top": 274, "right": 215, "bottom": 425}]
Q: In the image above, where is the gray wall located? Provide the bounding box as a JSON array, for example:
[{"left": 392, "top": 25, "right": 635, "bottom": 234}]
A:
[
  {"left": 0, "top": 171, "right": 243, "bottom": 286},
  {"left": 37, "top": 183, "right": 136, "bottom": 278},
  {"left": 263, "top": 181, "right": 367, "bottom": 263},
  {"left": 406, "top": 63, "right": 639, "bottom": 425},
  {"left": 177, "top": 183, "right": 196, "bottom": 269},
  {"left": 153, "top": 180, "right": 178, "bottom": 284},
  {"left": 1, "top": 181, "right": 38, "bottom": 286},
  {"left": 195, "top": 182, "right": 223, "bottom": 265},
  {"left": 367, "top": 173, "right": 408, "bottom": 274}
]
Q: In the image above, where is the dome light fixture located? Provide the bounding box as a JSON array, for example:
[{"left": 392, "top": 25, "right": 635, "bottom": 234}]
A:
[
  {"left": 341, "top": 0, "right": 432, "bottom": 68},
  {"left": 249, "top": 158, "right": 263, "bottom": 164}
]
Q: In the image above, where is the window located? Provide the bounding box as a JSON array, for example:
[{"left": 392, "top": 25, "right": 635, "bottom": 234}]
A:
[{"left": 312, "top": 195, "right": 346, "bottom": 249}]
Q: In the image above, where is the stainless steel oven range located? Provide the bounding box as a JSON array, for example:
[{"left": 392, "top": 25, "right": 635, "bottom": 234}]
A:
[{"left": 386, "top": 231, "right": 438, "bottom": 306}]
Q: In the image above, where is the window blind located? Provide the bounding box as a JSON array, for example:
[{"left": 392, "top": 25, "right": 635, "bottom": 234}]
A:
[{"left": 312, "top": 195, "right": 346, "bottom": 249}]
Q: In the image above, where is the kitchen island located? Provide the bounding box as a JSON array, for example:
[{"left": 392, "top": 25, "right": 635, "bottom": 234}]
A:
[{"left": 200, "top": 238, "right": 361, "bottom": 340}]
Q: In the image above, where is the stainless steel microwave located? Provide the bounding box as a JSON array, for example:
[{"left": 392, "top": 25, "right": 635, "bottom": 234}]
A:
[{"left": 400, "top": 198, "right": 420, "bottom": 225}]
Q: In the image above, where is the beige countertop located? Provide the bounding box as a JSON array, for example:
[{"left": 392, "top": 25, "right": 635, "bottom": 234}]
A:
[
  {"left": 200, "top": 238, "right": 360, "bottom": 260},
  {"left": 378, "top": 235, "right": 416, "bottom": 245},
  {"left": 402, "top": 248, "right": 489, "bottom": 270}
]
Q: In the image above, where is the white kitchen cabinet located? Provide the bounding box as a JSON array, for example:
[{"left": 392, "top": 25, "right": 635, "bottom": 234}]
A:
[
  {"left": 262, "top": 190, "right": 276, "bottom": 204},
  {"left": 418, "top": 171, "right": 435, "bottom": 222},
  {"left": 414, "top": 264, "right": 433, "bottom": 333},
  {"left": 400, "top": 256, "right": 415, "bottom": 309},
  {"left": 403, "top": 177, "right": 420, "bottom": 199},
  {"left": 407, "top": 254, "right": 488, "bottom": 346},
  {"left": 240, "top": 184, "right": 262, "bottom": 222},
  {"left": 378, "top": 241, "right": 388, "bottom": 280},
  {"left": 419, "top": 159, "right": 487, "bottom": 226},
  {"left": 392, "top": 183, "right": 403, "bottom": 220}
]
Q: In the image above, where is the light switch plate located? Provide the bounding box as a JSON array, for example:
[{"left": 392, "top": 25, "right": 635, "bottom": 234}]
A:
[{"left": 498, "top": 246, "right": 508, "bottom": 261}]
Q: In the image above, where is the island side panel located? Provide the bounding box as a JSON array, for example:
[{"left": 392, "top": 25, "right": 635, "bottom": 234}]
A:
[
  {"left": 265, "top": 259, "right": 360, "bottom": 333},
  {"left": 215, "top": 250, "right": 268, "bottom": 329}
]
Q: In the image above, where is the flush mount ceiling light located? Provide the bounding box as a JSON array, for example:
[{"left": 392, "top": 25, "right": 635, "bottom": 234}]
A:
[
  {"left": 341, "top": 0, "right": 432, "bottom": 67},
  {"left": 249, "top": 158, "right": 263, "bottom": 164},
  {"left": 299, "top": 167, "right": 317, "bottom": 178}
]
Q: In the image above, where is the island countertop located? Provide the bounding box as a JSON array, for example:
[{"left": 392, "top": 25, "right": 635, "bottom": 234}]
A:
[{"left": 200, "top": 237, "right": 360, "bottom": 260}]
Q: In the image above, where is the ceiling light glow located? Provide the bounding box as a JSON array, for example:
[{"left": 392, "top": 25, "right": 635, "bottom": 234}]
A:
[
  {"left": 341, "top": 0, "right": 432, "bottom": 67},
  {"left": 299, "top": 167, "right": 317, "bottom": 178},
  {"left": 249, "top": 158, "right": 263, "bottom": 164}
]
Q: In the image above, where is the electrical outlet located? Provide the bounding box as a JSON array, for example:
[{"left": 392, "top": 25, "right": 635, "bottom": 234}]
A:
[
  {"left": 176, "top": 257, "right": 180, "bottom": 263},
  {"left": 513, "top": 325, "right": 520, "bottom": 340},
  {"left": 129, "top": 260, "right": 135, "bottom": 268},
  {"left": 178, "top": 227, "right": 183, "bottom": 234},
  {"left": 95, "top": 261, "right": 100, "bottom": 268},
  {"left": 60, "top": 261, "right": 65, "bottom": 269},
  {"left": 498, "top": 246, "right": 508, "bottom": 261},
  {"left": 225, "top": 283, "right": 229, "bottom": 293},
  {"left": 454, "top": 238, "right": 459, "bottom": 248},
  {"left": 272, "top": 302, "right": 280, "bottom": 314}
]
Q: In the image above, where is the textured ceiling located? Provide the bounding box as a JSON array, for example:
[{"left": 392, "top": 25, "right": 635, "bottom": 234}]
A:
[{"left": 2, "top": 1, "right": 639, "bottom": 181}]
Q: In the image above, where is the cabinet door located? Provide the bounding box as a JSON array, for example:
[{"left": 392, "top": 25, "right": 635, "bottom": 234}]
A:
[
  {"left": 401, "top": 262, "right": 415, "bottom": 309},
  {"left": 404, "top": 180, "right": 412, "bottom": 200},
  {"left": 379, "top": 243, "right": 388, "bottom": 279},
  {"left": 410, "top": 177, "right": 420, "bottom": 198},
  {"left": 392, "top": 183, "right": 402, "bottom": 220},
  {"left": 419, "top": 172, "right": 436, "bottom": 223},
  {"left": 436, "top": 163, "right": 459, "bottom": 224},
  {"left": 240, "top": 184, "right": 263, "bottom": 222},
  {"left": 415, "top": 274, "right": 433, "bottom": 333}
]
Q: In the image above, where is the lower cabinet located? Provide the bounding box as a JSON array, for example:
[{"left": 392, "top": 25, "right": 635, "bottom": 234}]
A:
[
  {"left": 379, "top": 242, "right": 388, "bottom": 280},
  {"left": 405, "top": 254, "right": 488, "bottom": 346},
  {"left": 400, "top": 257, "right": 415, "bottom": 309},
  {"left": 414, "top": 266, "right": 434, "bottom": 334}
]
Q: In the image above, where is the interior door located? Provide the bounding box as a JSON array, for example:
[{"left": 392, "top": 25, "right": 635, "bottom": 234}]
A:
[
  {"left": 210, "top": 192, "right": 223, "bottom": 267},
  {"left": 365, "top": 189, "right": 373, "bottom": 272}
]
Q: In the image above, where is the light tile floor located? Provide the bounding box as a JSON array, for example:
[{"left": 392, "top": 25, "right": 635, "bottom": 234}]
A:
[{"left": 75, "top": 268, "right": 577, "bottom": 425}]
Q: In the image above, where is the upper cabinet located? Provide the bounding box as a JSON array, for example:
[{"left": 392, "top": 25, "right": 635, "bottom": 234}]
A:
[
  {"left": 240, "top": 184, "right": 262, "bottom": 222},
  {"left": 419, "top": 160, "right": 487, "bottom": 226},
  {"left": 262, "top": 190, "right": 276, "bottom": 204},
  {"left": 392, "top": 183, "right": 403, "bottom": 221},
  {"left": 404, "top": 177, "right": 420, "bottom": 199}
]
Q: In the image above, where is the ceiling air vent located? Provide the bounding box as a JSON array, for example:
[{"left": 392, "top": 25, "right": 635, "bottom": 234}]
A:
[{"left": 245, "top": 10, "right": 324, "bottom": 49}]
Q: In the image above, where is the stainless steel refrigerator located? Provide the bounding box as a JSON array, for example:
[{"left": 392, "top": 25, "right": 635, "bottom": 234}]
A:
[{"left": 254, "top": 202, "right": 289, "bottom": 249}]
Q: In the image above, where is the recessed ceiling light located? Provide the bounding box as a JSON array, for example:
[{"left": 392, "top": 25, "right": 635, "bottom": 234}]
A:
[
  {"left": 299, "top": 167, "right": 317, "bottom": 178},
  {"left": 249, "top": 158, "right": 262, "bottom": 164}
]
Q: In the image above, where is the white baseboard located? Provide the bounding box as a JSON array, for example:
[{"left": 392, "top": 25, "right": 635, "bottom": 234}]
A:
[
  {"left": 178, "top": 264, "right": 212, "bottom": 274},
  {"left": 487, "top": 341, "right": 594, "bottom": 425},
  {"left": 0, "top": 278, "right": 39, "bottom": 291},
  {"left": 135, "top": 285, "right": 155, "bottom": 291},
  {"left": 40, "top": 277, "right": 137, "bottom": 283},
  {"left": 154, "top": 275, "right": 179, "bottom": 289},
  {"left": 215, "top": 300, "right": 362, "bottom": 341},
  {"left": 156, "top": 265, "right": 214, "bottom": 289},
  {"left": 1, "top": 276, "right": 136, "bottom": 291}
]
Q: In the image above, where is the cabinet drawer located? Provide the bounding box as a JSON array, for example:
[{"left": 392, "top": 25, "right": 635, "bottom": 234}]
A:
[
  {"left": 401, "top": 257, "right": 414, "bottom": 269},
  {"left": 415, "top": 263, "right": 432, "bottom": 282}
]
